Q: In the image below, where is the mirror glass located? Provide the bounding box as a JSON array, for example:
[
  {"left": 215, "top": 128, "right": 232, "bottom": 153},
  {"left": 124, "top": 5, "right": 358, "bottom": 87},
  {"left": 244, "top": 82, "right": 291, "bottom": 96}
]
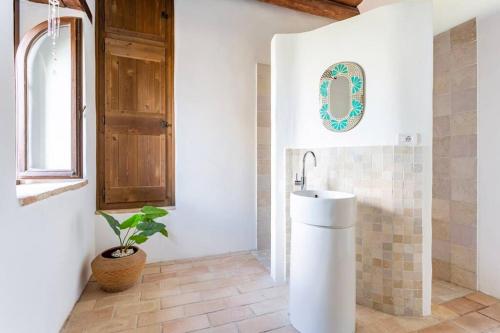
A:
[
  {"left": 329, "top": 76, "right": 350, "bottom": 119},
  {"left": 27, "top": 25, "right": 72, "bottom": 170}
]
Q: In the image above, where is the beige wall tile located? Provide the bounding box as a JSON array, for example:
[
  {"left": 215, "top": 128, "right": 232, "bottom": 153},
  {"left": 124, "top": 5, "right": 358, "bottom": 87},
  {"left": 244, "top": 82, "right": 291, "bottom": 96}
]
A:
[
  {"left": 451, "top": 266, "right": 477, "bottom": 290},
  {"left": 450, "top": 201, "right": 476, "bottom": 226},
  {"left": 451, "top": 244, "right": 476, "bottom": 272},
  {"left": 451, "top": 41, "right": 477, "bottom": 69},
  {"left": 434, "top": 94, "right": 452, "bottom": 116},
  {"left": 451, "top": 179, "right": 477, "bottom": 203},
  {"left": 450, "top": 135, "right": 477, "bottom": 158},
  {"left": 434, "top": 116, "right": 450, "bottom": 138},
  {"left": 451, "top": 112, "right": 477, "bottom": 136},
  {"left": 450, "top": 19, "right": 476, "bottom": 45},
  {"left": 450, "top": 158, "right": 476, "bottom": 180},
  {"left": 452, "top": 88, "right": 477, "bottom": 114},
  {"left": 451, "top": 65, "right": 477, "bottom": 92}
]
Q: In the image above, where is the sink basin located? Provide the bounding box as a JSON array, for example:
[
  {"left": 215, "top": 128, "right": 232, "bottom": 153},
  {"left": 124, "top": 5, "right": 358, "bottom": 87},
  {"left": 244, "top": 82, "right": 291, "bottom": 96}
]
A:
[
  {"left": 290, "top": 190, "right": 356, "bottom": 228},
  {"left": 289, "top": 190, "right": 357, "bottom": 333}
]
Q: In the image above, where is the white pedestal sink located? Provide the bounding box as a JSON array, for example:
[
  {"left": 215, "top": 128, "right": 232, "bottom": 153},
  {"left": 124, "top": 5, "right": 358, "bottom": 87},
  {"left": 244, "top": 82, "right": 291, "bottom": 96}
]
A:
[{"left": 289, "top": 190, "right": 357, "bottom": 333}]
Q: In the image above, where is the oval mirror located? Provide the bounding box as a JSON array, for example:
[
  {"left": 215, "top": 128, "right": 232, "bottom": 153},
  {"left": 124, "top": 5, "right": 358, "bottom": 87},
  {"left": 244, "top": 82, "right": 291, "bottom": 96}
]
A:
[{"left": 319, "top": 62, "right": 365, "bottom": 132}]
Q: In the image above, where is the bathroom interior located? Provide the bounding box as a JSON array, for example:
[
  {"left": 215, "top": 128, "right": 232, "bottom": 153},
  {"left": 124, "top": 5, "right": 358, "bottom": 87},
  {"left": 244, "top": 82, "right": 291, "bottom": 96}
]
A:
[{"left": 2, "top": 0, "right": 500, "bottom": 332}]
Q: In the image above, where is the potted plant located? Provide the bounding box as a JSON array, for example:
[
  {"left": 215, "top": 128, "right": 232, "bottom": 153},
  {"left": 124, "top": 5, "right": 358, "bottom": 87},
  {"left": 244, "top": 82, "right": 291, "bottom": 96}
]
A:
[{"left": 92, "top": 206, "right": 170, "bottom": 292}]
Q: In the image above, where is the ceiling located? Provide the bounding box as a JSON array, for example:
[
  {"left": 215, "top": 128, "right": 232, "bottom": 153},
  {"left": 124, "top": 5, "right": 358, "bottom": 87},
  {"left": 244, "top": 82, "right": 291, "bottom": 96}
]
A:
[{"left": 359, "top": 0, "right": 500, "bottom": 35}]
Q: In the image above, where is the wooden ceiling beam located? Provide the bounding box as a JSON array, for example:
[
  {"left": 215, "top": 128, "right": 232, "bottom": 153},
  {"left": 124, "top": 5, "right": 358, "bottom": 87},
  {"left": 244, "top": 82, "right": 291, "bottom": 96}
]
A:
[
  {"left": 257, "top": 0, "right": 360, "bottom": 20},
  {"left": 28, "top": 0, "right": 92, "bottom": 23}
]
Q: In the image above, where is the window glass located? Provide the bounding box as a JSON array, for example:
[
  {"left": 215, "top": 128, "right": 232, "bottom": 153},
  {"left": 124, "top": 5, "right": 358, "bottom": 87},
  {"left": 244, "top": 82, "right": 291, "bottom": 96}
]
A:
[{"left": 26, "top": 25, "right": 72, "bottom": 171}]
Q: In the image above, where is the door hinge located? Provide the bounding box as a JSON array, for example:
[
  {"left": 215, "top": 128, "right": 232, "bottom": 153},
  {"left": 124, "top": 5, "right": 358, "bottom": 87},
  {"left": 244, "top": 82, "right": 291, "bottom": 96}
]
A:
[
  {"left": 101, "top": 40, "right": 105, "bottom": 52},
  {"left": 101, "top": 187, "right": 106, "bottom": 201},
  {"left": 161, "top": 11, "right": 168, "bottom": 19},
  {"left": 101, "top": 115, "right": 106, "bottom": 126}
]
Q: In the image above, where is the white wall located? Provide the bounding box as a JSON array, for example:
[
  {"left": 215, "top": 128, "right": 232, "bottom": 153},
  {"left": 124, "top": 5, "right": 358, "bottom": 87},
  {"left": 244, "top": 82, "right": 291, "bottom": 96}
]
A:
[
  {"left": 95, "top": 0, "right": 332, "bottom": 262},
  {"left": 271, "top": 0, "right": 434, "bottom": 313},
  {"left": 477, "top": 10, "right": 500, "bottom": 299},
  {"left": 0, "top": 1, "right": 96, "bottom": 333}
]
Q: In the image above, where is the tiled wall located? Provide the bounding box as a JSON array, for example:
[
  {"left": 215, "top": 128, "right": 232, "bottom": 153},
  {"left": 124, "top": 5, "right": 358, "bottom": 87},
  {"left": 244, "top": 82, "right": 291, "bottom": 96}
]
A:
[
  {"left": 433, "top": 19, "right": 477, "bottom": 289},
  {"left": 286, "top": 146, "right": 425, "bottom": 316},
  {"left": 256, "top": 64, "right": 271, "bottom": 268}
]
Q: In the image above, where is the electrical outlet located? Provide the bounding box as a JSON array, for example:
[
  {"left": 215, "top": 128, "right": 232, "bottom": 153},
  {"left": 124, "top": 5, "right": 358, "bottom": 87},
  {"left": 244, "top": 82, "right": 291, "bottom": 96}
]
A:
[{"left": 398, "top": 133, "right": 420, "bottom": 146}]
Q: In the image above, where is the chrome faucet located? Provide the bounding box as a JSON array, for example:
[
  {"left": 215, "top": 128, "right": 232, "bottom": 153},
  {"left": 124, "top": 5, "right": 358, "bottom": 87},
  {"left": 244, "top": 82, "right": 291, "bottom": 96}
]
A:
[{"left": 294, "top": 151, "right": 317, "bottom": 191}]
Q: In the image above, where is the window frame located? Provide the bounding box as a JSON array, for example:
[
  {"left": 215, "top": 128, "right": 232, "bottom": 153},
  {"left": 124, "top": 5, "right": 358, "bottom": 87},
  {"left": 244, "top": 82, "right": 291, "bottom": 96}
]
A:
[{"left": 16, "top": 17, "right": 83, "bottom": 180}]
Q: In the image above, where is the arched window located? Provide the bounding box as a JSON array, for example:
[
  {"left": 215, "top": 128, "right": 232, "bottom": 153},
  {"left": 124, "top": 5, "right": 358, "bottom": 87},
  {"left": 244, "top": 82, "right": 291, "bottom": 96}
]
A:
[{"left": 16, "top": 17, "right": 83, "bottom": 180}]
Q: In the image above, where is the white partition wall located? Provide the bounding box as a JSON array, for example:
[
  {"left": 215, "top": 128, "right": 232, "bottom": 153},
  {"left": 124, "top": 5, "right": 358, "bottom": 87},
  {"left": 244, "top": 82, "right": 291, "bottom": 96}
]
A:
[{"left": 271, "top": 0, "right": 434, "bottom": 315}]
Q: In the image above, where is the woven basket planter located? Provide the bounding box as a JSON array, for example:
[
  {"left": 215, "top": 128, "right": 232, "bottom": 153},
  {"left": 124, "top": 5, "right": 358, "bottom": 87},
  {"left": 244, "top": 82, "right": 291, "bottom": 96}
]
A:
[{"left": 91, "top": 246, "right": 146, "bottom": 292}]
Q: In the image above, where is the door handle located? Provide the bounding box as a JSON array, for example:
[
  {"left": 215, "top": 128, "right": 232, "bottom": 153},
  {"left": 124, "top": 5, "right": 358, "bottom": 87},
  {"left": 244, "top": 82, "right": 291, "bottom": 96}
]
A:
[{"left": 160, "top": 120, "right": 171, "bottom": 129}]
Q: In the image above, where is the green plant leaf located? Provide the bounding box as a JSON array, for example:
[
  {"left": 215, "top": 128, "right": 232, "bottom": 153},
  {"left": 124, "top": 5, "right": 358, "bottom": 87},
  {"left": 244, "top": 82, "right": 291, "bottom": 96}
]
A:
[
  {"left": 141, "top": 206, "right": 168, "bottom": 219},
  {"left": 137, "top": 221, "right": 166, "bottom": 236},
  {"left": 98, "top": 211, "right": 121, "bottom": 237},
  {"left": 130, "top": 235, "right": 148, "bottom": 244},
  {"left": 120, "top": 214, "right": 145, "bottom": 230},
  {"left": 160, "top": 228, "right": 169, "bottom": 238}
]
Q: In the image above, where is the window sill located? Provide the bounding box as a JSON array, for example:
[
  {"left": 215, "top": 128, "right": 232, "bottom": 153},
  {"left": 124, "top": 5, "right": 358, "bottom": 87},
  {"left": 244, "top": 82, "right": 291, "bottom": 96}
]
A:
[
  {"left": 17, "top": 179, "right": 88, "bottom": 206},
  {"left": 95, "top": 206, "right": 176, "bottom": 215}
]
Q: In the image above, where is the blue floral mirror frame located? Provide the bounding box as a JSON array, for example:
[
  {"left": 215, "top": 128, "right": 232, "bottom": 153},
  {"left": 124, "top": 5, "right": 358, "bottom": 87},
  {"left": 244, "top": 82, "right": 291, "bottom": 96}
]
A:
[{"left": 319, "top": 62, "right": 365, "bottom": 132}]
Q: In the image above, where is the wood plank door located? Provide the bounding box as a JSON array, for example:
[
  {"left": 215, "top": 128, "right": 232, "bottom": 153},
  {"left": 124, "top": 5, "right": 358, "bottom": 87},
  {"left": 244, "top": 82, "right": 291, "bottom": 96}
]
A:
[
  {"left": 104, "top": 0, "right": 168, "bottom": 43},
  {"left": 103, "top": 38, "right": 169, "bottom": 207}
]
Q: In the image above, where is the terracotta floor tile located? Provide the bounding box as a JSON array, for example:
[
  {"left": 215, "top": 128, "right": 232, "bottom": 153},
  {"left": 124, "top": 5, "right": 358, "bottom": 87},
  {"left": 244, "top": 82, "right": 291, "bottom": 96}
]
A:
[
  {"left": 184, "top": 299, "right": 226, "bottom": 316},
  {"left": 177, "top": 266, "right": 212, "bottom": 277},
  {"left": 480, "top": 303, "right": 500, "bottom": 322},
  {"left": 237, "top": 276, "right": 276, "bottom": 293},
  {"left": 117, "top": 325, "right": 162, "bottom": 333},
  {"left": 161, "top": 314, "right": 210, "bottom": 333},
  {"left": 249, "top": 297, "right": 288, "bottom": 316},
  {"left": 94, "top": 293, "right": 140, "bottom": 309},
  {"left": 268, "top": 325, "right": 299, "bottom": 332},
  {"left": 223, "top": 290, "right": 267, "bottom": 308},
  {"left": 67, "top": 306, "right": 114, "bottom": 329},
  {"left": 193, "top": 323, "right": 238, "bottom": 333},
  {"left": 143, "top": 272, "right": 177, "bottom": 283},
  {"left": 442, "top": 297, "right": 486, "bottom": 315},
  {"left": 160, "top": 292, "right": 201, "bottom": 308},
  {"left": 237, "top": 311, "right": 289, "bottom": 333},
  {"left": 208, "top": 306, "right": 254, "bottom": 327},
  {"left": 465, "top": 293, "right": 500, "bottom": 307},
  {"left": 161, "top": 263, "right": 193, "bottom": 273},
  {"left": 141, "top": 287, "right": 181, "bottom": 301},
  {"left": 63, "top": 253, "right": 496, "bottom": 333},
  {"left": 180, "top": 279, "right": 233, "bottom": 293},
  {"left": 432, "top": 304, "right": 461, "bottom": 321},
  {"left": 200, "top": 287, "right": 239, "bottom": 301},
  {"left": 418, "top": 321, "right": 468, "bottom": 333},
  {"left": 84, "top": 315, "right": 137, "bottom": 333},
  {"left": 137, "top": 307, "right": 185, "bottom": 327},
  {"left": 142, "top": 266, "right": 161, "bottom": 275},
  {"left": 115, "top": 300, "right": 160, "bottom": 317},
  {"left": 452, "top": 312, "right": 500, "bottom": 332},
  {"left": 71, "top": 299, "right": 96, "bottom": 314}
]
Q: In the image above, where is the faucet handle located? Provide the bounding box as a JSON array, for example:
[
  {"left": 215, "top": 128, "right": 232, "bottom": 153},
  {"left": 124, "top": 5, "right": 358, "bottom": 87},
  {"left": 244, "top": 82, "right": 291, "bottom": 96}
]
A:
[{"left": 294, "top": 173, "right": 303, "bottom": 186}]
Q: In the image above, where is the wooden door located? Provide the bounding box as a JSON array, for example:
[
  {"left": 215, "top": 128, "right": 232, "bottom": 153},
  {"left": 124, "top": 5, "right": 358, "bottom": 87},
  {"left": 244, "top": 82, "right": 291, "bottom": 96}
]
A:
[
  {"left": 103, "top": 39, "right": 169, "bottom": 206},
  {"left": 104, "top": 0, "right": 168, "bottom": 42},
  {"left": 97, "top": 0, "right": 174, "bottom": 210}
]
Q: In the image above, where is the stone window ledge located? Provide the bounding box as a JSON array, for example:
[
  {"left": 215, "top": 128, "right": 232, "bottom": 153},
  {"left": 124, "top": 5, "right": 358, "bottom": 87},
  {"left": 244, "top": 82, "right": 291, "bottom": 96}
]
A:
[{"left": 17, "top": 180, "right": 88, "bottom": 206}]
